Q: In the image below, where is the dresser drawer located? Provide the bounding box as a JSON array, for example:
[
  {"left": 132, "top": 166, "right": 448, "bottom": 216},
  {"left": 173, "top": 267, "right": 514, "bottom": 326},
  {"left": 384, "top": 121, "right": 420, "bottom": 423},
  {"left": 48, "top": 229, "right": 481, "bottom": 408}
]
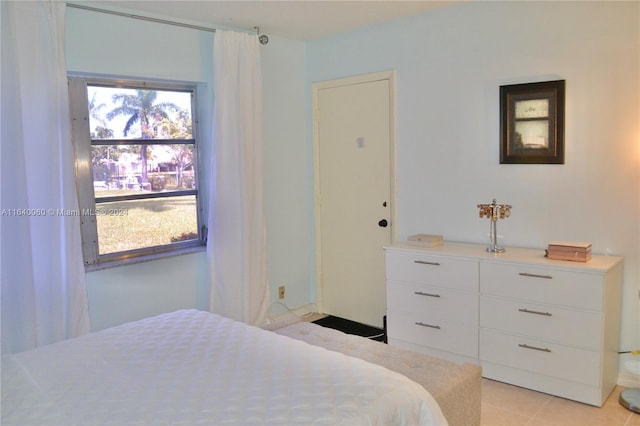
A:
[
  {"left": 386, "top": 251, "right": 478, "bottom": 291},
  {"left": 387, "top": 281, "right": 478, "bottom": 325},
  {"left": 387, "top": 312, "right": 478, "bottom": 358},
  {"left": 480, "top": 262, "right": 603, "bottom": 311},
  {"left": 480, "top": 329, "right": 600, "bottom": 386},
  {"left": 480, "top": 296, "right": 602, "bottom": 350}
]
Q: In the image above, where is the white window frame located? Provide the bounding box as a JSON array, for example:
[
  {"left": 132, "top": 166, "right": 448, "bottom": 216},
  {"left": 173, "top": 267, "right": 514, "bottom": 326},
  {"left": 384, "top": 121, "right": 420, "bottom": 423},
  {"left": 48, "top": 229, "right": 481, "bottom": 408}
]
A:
[{"left": 69, "top": 75, "right": 205, "bottom": 269}]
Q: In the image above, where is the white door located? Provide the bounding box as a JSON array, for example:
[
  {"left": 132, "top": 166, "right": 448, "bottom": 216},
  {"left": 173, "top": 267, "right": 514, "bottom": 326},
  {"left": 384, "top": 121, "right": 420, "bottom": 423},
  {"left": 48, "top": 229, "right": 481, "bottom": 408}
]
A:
[{"left": 313, "top": 72, "right": 395, "bottom": 328}]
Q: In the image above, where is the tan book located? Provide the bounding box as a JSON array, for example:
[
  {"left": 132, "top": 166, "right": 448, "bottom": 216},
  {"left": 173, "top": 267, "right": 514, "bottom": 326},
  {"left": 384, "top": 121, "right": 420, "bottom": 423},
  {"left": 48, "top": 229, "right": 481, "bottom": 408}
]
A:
[
  {"left": 547, "top": 249, "right": 592, "bottom": 262},
  {"left": 548, "top": 241, "right": 592, "bottom": 253},
  {"left": 407, "top": 234, "right": 443, "bottom": 247}
]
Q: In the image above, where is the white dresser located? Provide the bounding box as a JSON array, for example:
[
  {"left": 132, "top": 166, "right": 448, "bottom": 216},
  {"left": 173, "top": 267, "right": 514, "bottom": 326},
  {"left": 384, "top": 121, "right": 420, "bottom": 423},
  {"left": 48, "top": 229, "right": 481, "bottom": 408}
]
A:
[{"left": 384, "top": 242, "right": 623, "bottom": 406}]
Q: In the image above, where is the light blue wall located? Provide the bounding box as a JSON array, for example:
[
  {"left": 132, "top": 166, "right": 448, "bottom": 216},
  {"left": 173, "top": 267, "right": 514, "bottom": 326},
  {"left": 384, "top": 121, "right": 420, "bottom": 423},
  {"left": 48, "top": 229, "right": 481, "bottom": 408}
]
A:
[
  {"left": 66, "top": 6, "right": 214, "bottom": 330},
  {"left": 66, "top": 1, "right": 639, "bottom": 360},
  {"left": 261, "top": 35, "right": 315, "bottom": 313},
  {"left": 86, "top": 252, "right": 209, "bottom": 330},
  {"left": 306, "top": 1, "right": 639, "bottom": 352},
  {"left": 65, "top": 6, "right": 310, "bottom": 329}
]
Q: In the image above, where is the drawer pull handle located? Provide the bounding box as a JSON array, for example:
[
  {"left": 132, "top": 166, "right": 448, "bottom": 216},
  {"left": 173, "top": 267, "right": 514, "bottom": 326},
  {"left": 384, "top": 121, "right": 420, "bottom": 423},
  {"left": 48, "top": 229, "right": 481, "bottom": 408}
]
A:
[
  {"left": 518, "top": 308, "right": 552, "bottom": 317},
  {"left": 414, "top": 260, "right": 441, "bottom": 266},
  {"left": 519, "top": 272, "right": 553, "bottom": 279},
  {"left": 415, "top": 321, "right": 441, "bottom": 330},
  {"left": 518, "top": 343, "right": 551, "bottom": 353},
  {"left": 415, "top": 291, "right": 441, "bottom": 298}
]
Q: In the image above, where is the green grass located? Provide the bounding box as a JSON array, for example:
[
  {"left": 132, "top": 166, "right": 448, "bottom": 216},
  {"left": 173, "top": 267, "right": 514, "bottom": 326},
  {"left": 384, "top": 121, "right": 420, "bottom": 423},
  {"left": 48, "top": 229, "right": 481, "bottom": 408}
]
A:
[{"left": 96, "top": 195, "right": 198, "bottom": 254}]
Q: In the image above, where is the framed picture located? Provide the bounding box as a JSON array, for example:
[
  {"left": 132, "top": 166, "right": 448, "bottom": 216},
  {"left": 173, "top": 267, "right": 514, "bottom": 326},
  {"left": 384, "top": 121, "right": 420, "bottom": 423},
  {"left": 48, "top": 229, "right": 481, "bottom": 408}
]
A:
[{"left": 500, "top": 80, "right": 565, "bottom": 164}]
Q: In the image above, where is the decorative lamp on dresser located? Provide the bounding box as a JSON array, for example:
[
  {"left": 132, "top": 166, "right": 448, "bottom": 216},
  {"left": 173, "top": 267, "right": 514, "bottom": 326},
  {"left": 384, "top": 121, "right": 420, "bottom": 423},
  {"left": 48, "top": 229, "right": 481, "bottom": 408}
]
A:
[{"left": 384, "top": 242, "right": 623, "bottom": 407}]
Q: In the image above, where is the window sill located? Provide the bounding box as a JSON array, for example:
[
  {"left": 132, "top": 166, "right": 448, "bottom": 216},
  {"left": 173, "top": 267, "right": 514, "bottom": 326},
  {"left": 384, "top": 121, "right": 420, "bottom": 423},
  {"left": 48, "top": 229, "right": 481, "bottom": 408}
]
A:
[{"left": 85, "top": 245, "right": 206, "bottom": 272}]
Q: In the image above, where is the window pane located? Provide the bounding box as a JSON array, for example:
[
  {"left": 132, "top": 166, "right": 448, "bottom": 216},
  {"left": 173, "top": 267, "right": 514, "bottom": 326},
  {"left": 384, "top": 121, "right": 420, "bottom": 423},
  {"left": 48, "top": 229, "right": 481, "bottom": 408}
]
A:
[
  {"left": 92, "top": 144, "right": 195, "bottom": 193},
  {"left": 96, "top": 196, "right": 198, "bottom": 254},
  {"left": 88, "top": 86, "right": 192, "bottom": 140}
]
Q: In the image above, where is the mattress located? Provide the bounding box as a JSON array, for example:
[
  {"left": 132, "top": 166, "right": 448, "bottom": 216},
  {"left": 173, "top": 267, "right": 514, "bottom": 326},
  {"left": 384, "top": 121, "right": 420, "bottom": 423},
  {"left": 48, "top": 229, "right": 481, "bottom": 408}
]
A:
[{"left": 2, "top": 309, "right": 447, "bottom": 425}]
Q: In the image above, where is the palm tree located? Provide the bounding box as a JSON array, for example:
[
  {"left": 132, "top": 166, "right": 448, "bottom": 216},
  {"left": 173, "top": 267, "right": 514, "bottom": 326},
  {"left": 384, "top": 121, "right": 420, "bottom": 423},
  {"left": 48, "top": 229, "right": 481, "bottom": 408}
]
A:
[
  {"left": 106, "top": 90, "right": 179, "bottom": 183},
  {"left": 88, "top": 93, "right": 117, "bottom": 183},
  {"left": 88, "top": 93, "right": 113, "bottom": 139}
]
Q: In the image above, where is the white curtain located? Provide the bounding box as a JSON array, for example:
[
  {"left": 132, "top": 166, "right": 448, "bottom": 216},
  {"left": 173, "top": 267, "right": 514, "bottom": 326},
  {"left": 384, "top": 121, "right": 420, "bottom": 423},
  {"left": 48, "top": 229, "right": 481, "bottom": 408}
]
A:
[
  {"left": 207, "top": 30, "right": 269, "bottom": 326},
  {"left": 1, "top": 1, "right": 90, "bottom": 354}
]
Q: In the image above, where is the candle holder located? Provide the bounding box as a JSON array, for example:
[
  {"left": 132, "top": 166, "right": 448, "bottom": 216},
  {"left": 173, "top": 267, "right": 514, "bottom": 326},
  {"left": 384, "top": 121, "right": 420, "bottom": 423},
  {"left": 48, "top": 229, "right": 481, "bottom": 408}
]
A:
[{"left": 477, "top": 199, "right": 512, "bottom": 253}]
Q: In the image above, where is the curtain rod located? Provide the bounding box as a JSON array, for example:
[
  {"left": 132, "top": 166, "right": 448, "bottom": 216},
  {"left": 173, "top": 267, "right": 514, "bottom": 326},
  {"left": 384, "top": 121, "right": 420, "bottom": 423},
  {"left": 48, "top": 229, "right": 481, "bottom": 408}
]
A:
[{"left": 66, "top": 3, "right": 270, "bottom": 44}]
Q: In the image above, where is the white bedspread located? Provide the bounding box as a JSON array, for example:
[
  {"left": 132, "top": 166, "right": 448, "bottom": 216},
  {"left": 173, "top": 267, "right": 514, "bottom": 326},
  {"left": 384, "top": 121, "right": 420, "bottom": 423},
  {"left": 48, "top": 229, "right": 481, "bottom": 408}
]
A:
[{"left": 2, "top": 309, "right": 447, "bottom": 425}]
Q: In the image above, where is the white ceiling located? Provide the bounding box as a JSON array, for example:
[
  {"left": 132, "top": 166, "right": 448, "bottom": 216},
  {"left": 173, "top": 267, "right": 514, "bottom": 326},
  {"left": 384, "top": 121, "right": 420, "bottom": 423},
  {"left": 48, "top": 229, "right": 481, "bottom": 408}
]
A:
[{"left": 84, "top": 1, "right": 463, "bottom": 41}]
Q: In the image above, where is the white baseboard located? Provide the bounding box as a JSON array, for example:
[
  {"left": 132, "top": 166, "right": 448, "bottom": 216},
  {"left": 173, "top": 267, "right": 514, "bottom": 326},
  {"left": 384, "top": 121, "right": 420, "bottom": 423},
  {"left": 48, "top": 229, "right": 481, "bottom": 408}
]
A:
[
  {"left": 267, "top": 303, "right": 317, "bottom": 321},
  {"left": 290, "top": 303, "right": 317, "bottom": 317}
]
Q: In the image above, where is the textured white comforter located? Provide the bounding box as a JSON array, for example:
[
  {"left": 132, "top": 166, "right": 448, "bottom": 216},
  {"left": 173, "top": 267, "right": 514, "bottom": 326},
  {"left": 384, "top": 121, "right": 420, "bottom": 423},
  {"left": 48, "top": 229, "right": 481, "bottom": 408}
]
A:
[{"left": 2, "top": 309, "right": 447, "bottom": 425}]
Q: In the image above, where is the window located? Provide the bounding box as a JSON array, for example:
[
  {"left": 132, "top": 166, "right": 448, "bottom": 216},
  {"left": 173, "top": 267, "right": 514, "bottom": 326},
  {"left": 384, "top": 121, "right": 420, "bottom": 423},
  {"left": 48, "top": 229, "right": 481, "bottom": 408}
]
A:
[{"left": 69, "top": 76, "right": 204, "bottom": 268}]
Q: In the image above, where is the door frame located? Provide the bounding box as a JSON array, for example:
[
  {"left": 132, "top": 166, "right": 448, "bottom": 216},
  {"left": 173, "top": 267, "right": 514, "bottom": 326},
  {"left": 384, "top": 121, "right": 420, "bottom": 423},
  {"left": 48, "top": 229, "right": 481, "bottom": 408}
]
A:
[{"left": 312, "top": 70, "right": 398, "bottom": 316}]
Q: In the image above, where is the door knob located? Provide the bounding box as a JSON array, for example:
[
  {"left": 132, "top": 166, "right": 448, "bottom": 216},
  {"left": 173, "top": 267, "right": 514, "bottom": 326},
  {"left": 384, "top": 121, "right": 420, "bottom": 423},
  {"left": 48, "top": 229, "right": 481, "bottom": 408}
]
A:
[{"left": 378, "top": 219, "right": 388, "bottom": 228}]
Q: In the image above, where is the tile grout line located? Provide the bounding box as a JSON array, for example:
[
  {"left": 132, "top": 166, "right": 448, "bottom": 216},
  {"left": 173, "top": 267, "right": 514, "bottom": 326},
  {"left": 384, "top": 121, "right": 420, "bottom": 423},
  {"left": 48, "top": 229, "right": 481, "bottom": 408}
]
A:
[
  {"left": 524, "top": 394, "right": 554, "bottom": 426},
  {"left": 621, "top": 410, "right": 634, "bottom": 426}
]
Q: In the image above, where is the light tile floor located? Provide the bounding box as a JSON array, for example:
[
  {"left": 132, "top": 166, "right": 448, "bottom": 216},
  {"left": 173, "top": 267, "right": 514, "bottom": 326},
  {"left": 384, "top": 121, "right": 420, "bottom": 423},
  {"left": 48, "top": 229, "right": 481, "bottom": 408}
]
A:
[{"left": 481, "top": 379, "right": 640, "bottom": 426}]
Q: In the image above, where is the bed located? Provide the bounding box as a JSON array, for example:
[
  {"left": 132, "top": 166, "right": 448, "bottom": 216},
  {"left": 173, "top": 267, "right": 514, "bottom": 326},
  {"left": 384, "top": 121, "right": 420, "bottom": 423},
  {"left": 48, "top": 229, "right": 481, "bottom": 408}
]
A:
[{"left": 2, "top": 309, "right": 447, "bottom": 425}]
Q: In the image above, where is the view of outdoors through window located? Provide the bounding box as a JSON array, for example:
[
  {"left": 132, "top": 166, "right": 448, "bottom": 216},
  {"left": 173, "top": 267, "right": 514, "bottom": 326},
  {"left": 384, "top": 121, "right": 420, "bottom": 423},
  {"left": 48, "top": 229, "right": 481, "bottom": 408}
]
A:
[{"left": 88, "top": 85, "right": 199, "bottom": 255}]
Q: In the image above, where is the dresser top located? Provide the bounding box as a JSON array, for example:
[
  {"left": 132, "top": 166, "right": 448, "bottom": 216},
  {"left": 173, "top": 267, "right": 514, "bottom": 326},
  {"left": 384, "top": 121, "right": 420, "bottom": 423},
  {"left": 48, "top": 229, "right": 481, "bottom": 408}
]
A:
[{"left": 385, "top": 242, "right": 623, "bottom": 272}]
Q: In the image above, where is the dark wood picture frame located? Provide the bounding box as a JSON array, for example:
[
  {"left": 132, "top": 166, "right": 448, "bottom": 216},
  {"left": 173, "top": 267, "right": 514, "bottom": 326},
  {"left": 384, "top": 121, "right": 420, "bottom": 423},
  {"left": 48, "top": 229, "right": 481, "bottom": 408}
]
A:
[{"left": 500, "top": 80, "right": 565, "bottom": 164}]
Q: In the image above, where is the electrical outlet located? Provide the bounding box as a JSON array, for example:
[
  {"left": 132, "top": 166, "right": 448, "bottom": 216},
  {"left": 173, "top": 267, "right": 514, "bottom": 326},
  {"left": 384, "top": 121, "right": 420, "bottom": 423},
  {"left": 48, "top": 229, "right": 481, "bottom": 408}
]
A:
[{"left": 278, "top": 286, "right": 285, "bottom": 300}]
